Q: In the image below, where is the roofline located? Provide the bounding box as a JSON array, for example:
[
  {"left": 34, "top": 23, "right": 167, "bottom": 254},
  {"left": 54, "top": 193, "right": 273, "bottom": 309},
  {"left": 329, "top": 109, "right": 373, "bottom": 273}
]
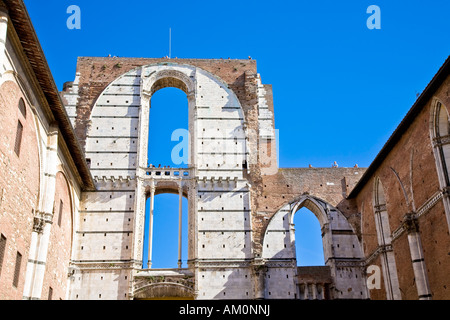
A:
[
  {"left": 348, "top": 55, "right": 450, "bottom": 199},
  {"left": 5, "top": 0, "right": 95, "bottom": 190},
  {"left": 77, "top": 56, "right": 256, "bottom": 62}
]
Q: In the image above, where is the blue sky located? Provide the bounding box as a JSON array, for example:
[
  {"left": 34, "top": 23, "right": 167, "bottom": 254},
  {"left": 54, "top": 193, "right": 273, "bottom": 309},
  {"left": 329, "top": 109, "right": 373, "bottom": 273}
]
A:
[{"left": 23, "top": 0, "right": 450, "bottom": 267}]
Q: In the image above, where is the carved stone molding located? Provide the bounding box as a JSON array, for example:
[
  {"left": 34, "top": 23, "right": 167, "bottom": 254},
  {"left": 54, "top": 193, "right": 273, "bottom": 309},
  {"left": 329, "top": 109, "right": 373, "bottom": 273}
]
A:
[
  {"left": 141, "top": 68, "right": 196, "bottom": 97},
  {"left": 33, "top": 212, "right": 45, "bottom": 233},
  {"left": 365, "top": 244, "right": 393, "bottom": 265},
  {"left": 334, "top": 260, "right": 366, "bottom": 268},
  {"left": 196, "top": 260, "right": 252, "bottom": 268},
  {"left": 32, "top": 210, "right": 52, "bottom": 233},
  {"left": 417, "top": 191, "right": 443, "bottom": 218},
  {"left": 70, "top": 261, "right": 134, "bottom": 270},
  {"left": 374, "top": 204, "right": 387, "bottom": 214},
  {"left": 433, "top": 134, "right": 450, "bottom": 148},
  {"left": 132, "top": 269, "right": 195, "bottom": 299},
  {"left": 402, "top": 213, "right": 419, "bottom": 233}
]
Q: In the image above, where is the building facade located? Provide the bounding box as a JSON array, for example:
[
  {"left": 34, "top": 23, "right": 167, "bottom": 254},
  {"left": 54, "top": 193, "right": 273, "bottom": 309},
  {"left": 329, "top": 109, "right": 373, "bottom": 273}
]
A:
[
  {"left": 0, "top": 0, "right": 94, "bottom": 300},
  {"left": 0, "top": 0, "right": 449, "bottom": 300}
]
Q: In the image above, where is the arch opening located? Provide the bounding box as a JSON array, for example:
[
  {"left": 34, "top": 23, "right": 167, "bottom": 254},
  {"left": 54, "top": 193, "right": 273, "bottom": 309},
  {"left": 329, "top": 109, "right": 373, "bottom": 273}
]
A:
[
  {"left": 433, "top": 101, "right": 450, "bottom": 185},
  {"left": 147, "top": 87, "right": 189, "bottom": 169},
  {"left": 143, "top": 193, "right": 189, "bottom": 269},
  {"left": 293, "top": 207, "right": 325, "bottom": 267},
  {"left": 150, "top": 77, "right": 189, "bottom": 96}
]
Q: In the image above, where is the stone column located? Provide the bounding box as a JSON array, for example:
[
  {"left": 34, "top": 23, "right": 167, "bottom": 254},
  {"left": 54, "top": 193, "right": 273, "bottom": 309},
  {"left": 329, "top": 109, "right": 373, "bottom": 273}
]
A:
[
  {"left": 441, "top": 187, "right": 450, "bottom": 240},
  {"left": 178, "top": 182, "right": 183, "bottom": 269},
  {"left": 137, "top": 74, "right": 151, "bottom": 175},
  {"left": 187, "top": 90, "right": 196, "bottom": 170},
  {"left": 0, "top": 2, "right": 8, "bottom": 74},
  {"left": 311, "top": 283, "right": 317, "bottom": 300},
  {"left": 403, "top": 214, "right": 432, "bottom": 300},
  {"left": 252, "top": 262, "right": 267, "bottom": 299},
  {"left": 316, "top": 283, "right": 322, "bottom": 300},
  {"left": 147, "top": 182, "right": 155, "bottom": 269},
  {"left": 131, "top": 178, "right": 146, "bottom": 269},
  {"left": 23, "top": 124, "right": 59, "bottom": 299}
]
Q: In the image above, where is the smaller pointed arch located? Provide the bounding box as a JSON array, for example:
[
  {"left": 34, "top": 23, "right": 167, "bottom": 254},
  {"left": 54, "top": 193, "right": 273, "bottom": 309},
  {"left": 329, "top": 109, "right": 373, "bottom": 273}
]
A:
[
  {"left": 431, "top": 99, "right": 450, "bottom": 186},
  {"left": 371, "top": 176, "right": 401, "bottom": 300}
]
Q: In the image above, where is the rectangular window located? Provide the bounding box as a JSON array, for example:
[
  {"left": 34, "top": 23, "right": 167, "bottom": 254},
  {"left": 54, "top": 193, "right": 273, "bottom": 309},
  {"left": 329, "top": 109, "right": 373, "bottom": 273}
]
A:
[
  {"left": 58, "top": 200, "right": 63, "bottom": 227},
  {"left": 13, "top": 251, "right": 22, "bottom": 288},
  {"left": 14, "top": 121, "right": 23, "bottom": 156},
  {"left": 48, "top": 287, "right": 53, "bottom": 300},
  {"left": 0, "top": 234, "right": 6, "bottom": 276}
]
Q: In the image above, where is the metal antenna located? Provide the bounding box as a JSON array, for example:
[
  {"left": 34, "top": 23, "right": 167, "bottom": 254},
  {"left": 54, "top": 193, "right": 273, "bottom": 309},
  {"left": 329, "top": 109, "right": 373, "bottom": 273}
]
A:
[{"left": 169, "top": 28, "right": 172, "bottom": 58}]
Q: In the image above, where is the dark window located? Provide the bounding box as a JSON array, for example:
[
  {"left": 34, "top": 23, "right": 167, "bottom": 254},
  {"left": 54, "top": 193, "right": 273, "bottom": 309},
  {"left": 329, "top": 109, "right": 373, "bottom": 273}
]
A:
[
  {"left": 48, "top": 287, "right": 53, "bottom": 300},
  {"left": 14, "top": 121, "right": 23, "bottom": 156},
  {"left": 18, "top": 98, "right": 26, "bottom": 118},
  {"left": 13, "top": 251, "right": 22, "bottom": 288},
  {"left": 0, "top": 234, "right": 6, "bottom": 276},
  {"left": 58, "top": 200, "right": 63, "bottom": 227}
]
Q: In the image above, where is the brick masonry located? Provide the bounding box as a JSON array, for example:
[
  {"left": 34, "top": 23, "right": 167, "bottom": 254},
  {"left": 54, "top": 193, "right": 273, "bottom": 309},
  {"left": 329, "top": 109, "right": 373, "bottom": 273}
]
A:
[
  {"left": 353, "top": 74, "right": 450, "bottom": 300},
  {"left": 0, "top": 80, "right": 39, "bottom": 300}
]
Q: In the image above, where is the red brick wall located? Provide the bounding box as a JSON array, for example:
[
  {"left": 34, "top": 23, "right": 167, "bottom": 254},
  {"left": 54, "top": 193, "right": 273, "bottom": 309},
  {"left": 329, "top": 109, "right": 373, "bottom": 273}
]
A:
[
  {"left": 0, "top": 80, "right": 40, "bottom": 299},
  {"left": 41, "top": 171, "right": 73, "bottom": 300},
  {"left": 354, "top": 75, "right": 450, "bottom": 300}
]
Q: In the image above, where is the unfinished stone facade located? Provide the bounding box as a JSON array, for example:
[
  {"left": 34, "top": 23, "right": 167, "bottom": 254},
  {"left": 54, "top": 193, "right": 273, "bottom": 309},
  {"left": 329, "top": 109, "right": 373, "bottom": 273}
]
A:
[
  {"left": 58, "top": 56, "right": 368, "bottom": 300},
  {"left": 0, "top": 0, "right": 449, "bottom": 301}
]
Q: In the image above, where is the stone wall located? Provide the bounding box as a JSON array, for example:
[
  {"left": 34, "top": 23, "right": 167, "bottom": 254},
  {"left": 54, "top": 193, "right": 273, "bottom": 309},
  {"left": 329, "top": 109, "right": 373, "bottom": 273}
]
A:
[{"left": 62, "top": 57, "right": 369, "bottom": 300}]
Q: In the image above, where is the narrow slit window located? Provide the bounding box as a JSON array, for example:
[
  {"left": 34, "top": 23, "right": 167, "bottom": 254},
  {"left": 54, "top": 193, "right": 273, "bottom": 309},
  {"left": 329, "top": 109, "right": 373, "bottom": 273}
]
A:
[
  {"left": 18, "top": 98, "right": 26, "bottom": 118},
  {"left": 14, "top": 121, "right": 23, "bottom": 156},
  {"left": 12, "top": 251, "right": 22, "bottom": 288},
  {"left": 0, "top": 234, "right": 6, "bottom": 276},
  {"left": 58, "top": 200, "right": 63, "bottom": 227}
]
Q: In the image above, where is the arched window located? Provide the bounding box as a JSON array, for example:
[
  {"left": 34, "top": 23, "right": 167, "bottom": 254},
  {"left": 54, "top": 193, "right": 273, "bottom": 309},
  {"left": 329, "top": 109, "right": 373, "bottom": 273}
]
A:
[
  {"left": 14, "top": 98, "right": 27, "bottom": 157},
  {"left": 14, "top": 121, "right": 23, "bottom": 156},
  {"left": 143, "top": 85, "right": 189, "bottom": 269},
  {"left": 430, "top": 99, "right": 450, "bottom": 240},
  {"left": 374, "top": 178, "right": 390, "bottom": 245},
  {"left": 293, "top": 207, "right": 325, "bottom": 266},
  {"left": 18, "top": 98, "right": 26, "bottom": 119},
  {"left": 432, "top": 101, "right": 450, "bottom": 186},
  {"left": 147, "top": 87, "right": 188, "bottom": 168}
]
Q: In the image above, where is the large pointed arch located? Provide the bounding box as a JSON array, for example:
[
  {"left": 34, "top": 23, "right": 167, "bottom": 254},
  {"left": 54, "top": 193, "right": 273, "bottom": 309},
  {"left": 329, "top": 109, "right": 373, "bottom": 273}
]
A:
[{"left": 262, "top": 194, "right": 366, "bottom": 299}]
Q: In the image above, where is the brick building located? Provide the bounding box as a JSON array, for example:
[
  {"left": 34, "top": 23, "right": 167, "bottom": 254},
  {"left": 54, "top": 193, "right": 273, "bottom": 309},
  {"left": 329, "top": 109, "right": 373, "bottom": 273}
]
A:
[
  {"left": 0, "top": 0, "right": 448, "bottom": 300},
  {"left": 0, "top": 0, "right": 94, "bottom": 300}
]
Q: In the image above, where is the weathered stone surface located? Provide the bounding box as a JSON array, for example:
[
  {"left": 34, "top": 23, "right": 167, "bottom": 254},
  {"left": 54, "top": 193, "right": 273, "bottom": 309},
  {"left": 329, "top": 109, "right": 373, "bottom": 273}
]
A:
[{"left": 2, "top": 0, "right": 450, "bottom": 301}]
